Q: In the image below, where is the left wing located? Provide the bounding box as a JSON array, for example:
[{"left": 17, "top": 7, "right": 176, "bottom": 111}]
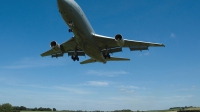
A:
[
  {"left": 41, "top": 37, "right": 85, "bottom": 57},
  {"left": 92, "top": 34, "right": 165, "bottom": 52}
]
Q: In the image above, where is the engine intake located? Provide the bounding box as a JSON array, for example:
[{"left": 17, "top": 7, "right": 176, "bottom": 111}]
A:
[
  {"left": 115, "top": 34, "right": 124, "bottom": 47},
  {"left": 50, "top": 41, "right": 61, "bottom": 52},
  {"left": 50, "top": 41, "right": 57, "bottom": 47}
]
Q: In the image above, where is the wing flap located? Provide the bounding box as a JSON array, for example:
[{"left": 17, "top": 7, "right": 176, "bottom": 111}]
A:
[
  {"left": 129, "top": 46, "right": 149, "bottom": 51},
  {"left": 124, "top": 39, "right": 165, "bottom": 47},
  {"left": 102, "top": 47, "right": 122, "bottom": 53},
  {"left": 68, "top": 51, "right": 85, "bottom": 56}
]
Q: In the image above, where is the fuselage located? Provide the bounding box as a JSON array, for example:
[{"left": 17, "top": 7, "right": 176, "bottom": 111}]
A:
[{"left": 57, "top": 0, "right": 106, "bottom": 63}]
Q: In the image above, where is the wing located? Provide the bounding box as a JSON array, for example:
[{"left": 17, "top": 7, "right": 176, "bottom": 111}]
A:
[
  {"left": 93, "top": 34, "right": 165, "bottom": 52},
  {"left": 41, "top": 37, "right": 85, "bottom": 57}
]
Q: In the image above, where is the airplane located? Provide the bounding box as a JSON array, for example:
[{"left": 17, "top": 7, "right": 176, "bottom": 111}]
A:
[{"left": 41, "top": 0, "right": 165, "bottom": 64}]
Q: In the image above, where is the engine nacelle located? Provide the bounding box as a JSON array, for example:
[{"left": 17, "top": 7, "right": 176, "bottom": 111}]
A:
[
  {"left": 50, "top": 41, "right": 61, "bottom": 52},
  {"left": 115, "top": 34, "right": 124, "bottom": 47}
]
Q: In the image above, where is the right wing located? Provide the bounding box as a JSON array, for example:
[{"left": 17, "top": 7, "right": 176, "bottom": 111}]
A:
[
  {"left": 93, "top": 34, "right": 165, "bottom": 52},
  {"left": 41, "top": 37, "right": 84, "bottom": 57}
]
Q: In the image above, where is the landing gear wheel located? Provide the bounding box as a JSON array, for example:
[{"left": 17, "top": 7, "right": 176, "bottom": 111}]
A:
[
  {"left": 108, "top": 54, "right": 111, "bottom": 59},
  {"left": 71, "top": 55, "right": 74, "bottom": 59},
  {"left": 103, "top": 53, "right": 110, "bottom": 59},
  {"left": 69, "top": 29, "right": 73, "bottom": 32},
  {"left": 71, "top": 55, "right": 79, "bottom": 61}
]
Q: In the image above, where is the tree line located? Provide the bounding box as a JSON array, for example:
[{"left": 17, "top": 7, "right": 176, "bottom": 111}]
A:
[
  {"left": 0, "top": 103, "right": 135, "bottom": 112},
  {"left": 0, "top": 103, "right": 56, "bottom": 112},
  {"left": 1, "top": 103, "right": 199, "bottom": 112}
]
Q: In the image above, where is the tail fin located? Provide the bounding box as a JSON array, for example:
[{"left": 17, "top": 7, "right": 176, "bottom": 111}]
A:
[{"left": 80, "top": 57, "right": 130, "bottom": 64}]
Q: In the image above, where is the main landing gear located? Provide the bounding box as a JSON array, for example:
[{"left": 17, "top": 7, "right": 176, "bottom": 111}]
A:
[
  {"left": 71, "top": 47, "right": 79, "bottom": 61},
  {"left": 103, "top": 53, "right": 110, "bottom": 59},
  {"left": 71, "top": 55, "right": 79, "bottom": 61},
  {"left": 103, "top": 47, "right": 111, "bottom": 59},
  {"left": 69, "top": 29, "right": 73, "bottom": 32}
]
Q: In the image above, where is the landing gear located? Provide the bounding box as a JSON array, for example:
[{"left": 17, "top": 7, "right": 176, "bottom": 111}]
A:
[
  {"left": 68, "top": 21, "right": 74, "bottom": 33},
  {"left": 103, "top": 53, "right": 110, "bottom": 59},
  {"left": 71, "top": 47, "right": 79, "bottom": 61},
  {"left": 69, "top": 29, "right": 73, "bottom": 32},
  {"left": 71, "top": 55, "right": 79, "bottom": 61},
  {"left": 103, "top": 47, "right": 111, "bottom": 59},
  {"left": 68, "top": 21, "right": 74, "bottom": 27}
]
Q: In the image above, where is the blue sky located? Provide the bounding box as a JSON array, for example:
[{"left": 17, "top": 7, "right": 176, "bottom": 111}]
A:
[{"left": 0, "top": 0, "right": 200, "bottom": 111}]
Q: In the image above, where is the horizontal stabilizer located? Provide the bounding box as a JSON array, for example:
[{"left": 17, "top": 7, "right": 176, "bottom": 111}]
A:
[
  {"left": 80, "top": 57, "right": 130, "bottom": 64},
  {"left": 106, "top": 57, "right": 130, "bottom": 61},
  {"left": 80, "top": 59, "right": 96, "bottom": 64}
]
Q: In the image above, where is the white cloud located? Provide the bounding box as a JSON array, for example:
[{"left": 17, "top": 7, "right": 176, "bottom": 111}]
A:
[
  {"left": 87, "top": 81, "right": 109, "bottom": 86},
  {"left": 119, "top": 85, "right": 146, "bottom": 94},
  {"left": 128, "top": 86, "right": 140, "bottom": 89},
  {"left": 144, "top": 52, "right": 149, "bottom": 56},
  {"left": 120, "top": 85, "right": 141, "bottom": 89},
  {"left": 54, "top": 86, "right": 93, "bottom": 94},
  {"left": 120, "top": 88, "right": 134, "bottom": 94},
  {"left": 86, "top": 70, "right": 128, "bottom": 77},
  {"left": 171, "top": 33, "right": 176, "bottom": 38},
  {"left": 1, "top": 57, "right": 67, "bottom": 69},
  {"left": 139, "top": 51, "right": 150, "bottom": 57}
]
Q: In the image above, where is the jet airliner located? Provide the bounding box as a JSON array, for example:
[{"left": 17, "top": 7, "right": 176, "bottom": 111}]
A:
[{"left": 41, "top": 0, "right": 165, "bottom": 64}]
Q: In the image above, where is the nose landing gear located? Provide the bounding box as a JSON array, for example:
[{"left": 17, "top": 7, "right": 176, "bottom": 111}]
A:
[{"left": 68, "top": 21, "right": 74, "bottom": 33}]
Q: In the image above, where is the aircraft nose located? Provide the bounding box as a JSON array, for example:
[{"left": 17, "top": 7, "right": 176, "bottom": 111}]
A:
[
  {"left": 57, "top": 0, "right": 65, "bottom": 5},
  {"left": 57, "top": 0, "right": 71, "bottom": 10},
  {"left": 57, "top": 0, "right": 70, "bottom": 5}
]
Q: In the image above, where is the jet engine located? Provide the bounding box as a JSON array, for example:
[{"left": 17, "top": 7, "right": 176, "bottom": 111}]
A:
[
  {"left": 115, "top": 34, "right": 124, "bottom": 47},
  {"left": 50, "top": 41, "right": 61, "bottom": 52}
]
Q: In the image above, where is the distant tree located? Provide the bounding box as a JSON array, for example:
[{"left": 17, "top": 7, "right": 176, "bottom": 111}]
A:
[
  {"left": 13, "top": 106, "right": 19, "bottom": 110},
  {"left": 38, "top": 107, "right": 43, "bottom": 111},
  {"left": 19, "top": 106, "right": 26, "bottom": 110},
  {"left": 122, "top": 109, "right": 132, "bottom": 112},
  {"left": 46, "top": 108, "right": 52, "bottom": 111},
  {"left": 33, "top": 107, "right": 38, "bottom": 111},
  {"left": 0, "top": 103, "right": 13, "bottom": 112},
  {"left": 53, "top": 108, "right": 57, "bottom": 111}
]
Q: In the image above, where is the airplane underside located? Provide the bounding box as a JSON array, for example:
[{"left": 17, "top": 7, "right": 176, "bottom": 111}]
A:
[{"left": 40, "top": 0, "right": 164, "bottom": 64}]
